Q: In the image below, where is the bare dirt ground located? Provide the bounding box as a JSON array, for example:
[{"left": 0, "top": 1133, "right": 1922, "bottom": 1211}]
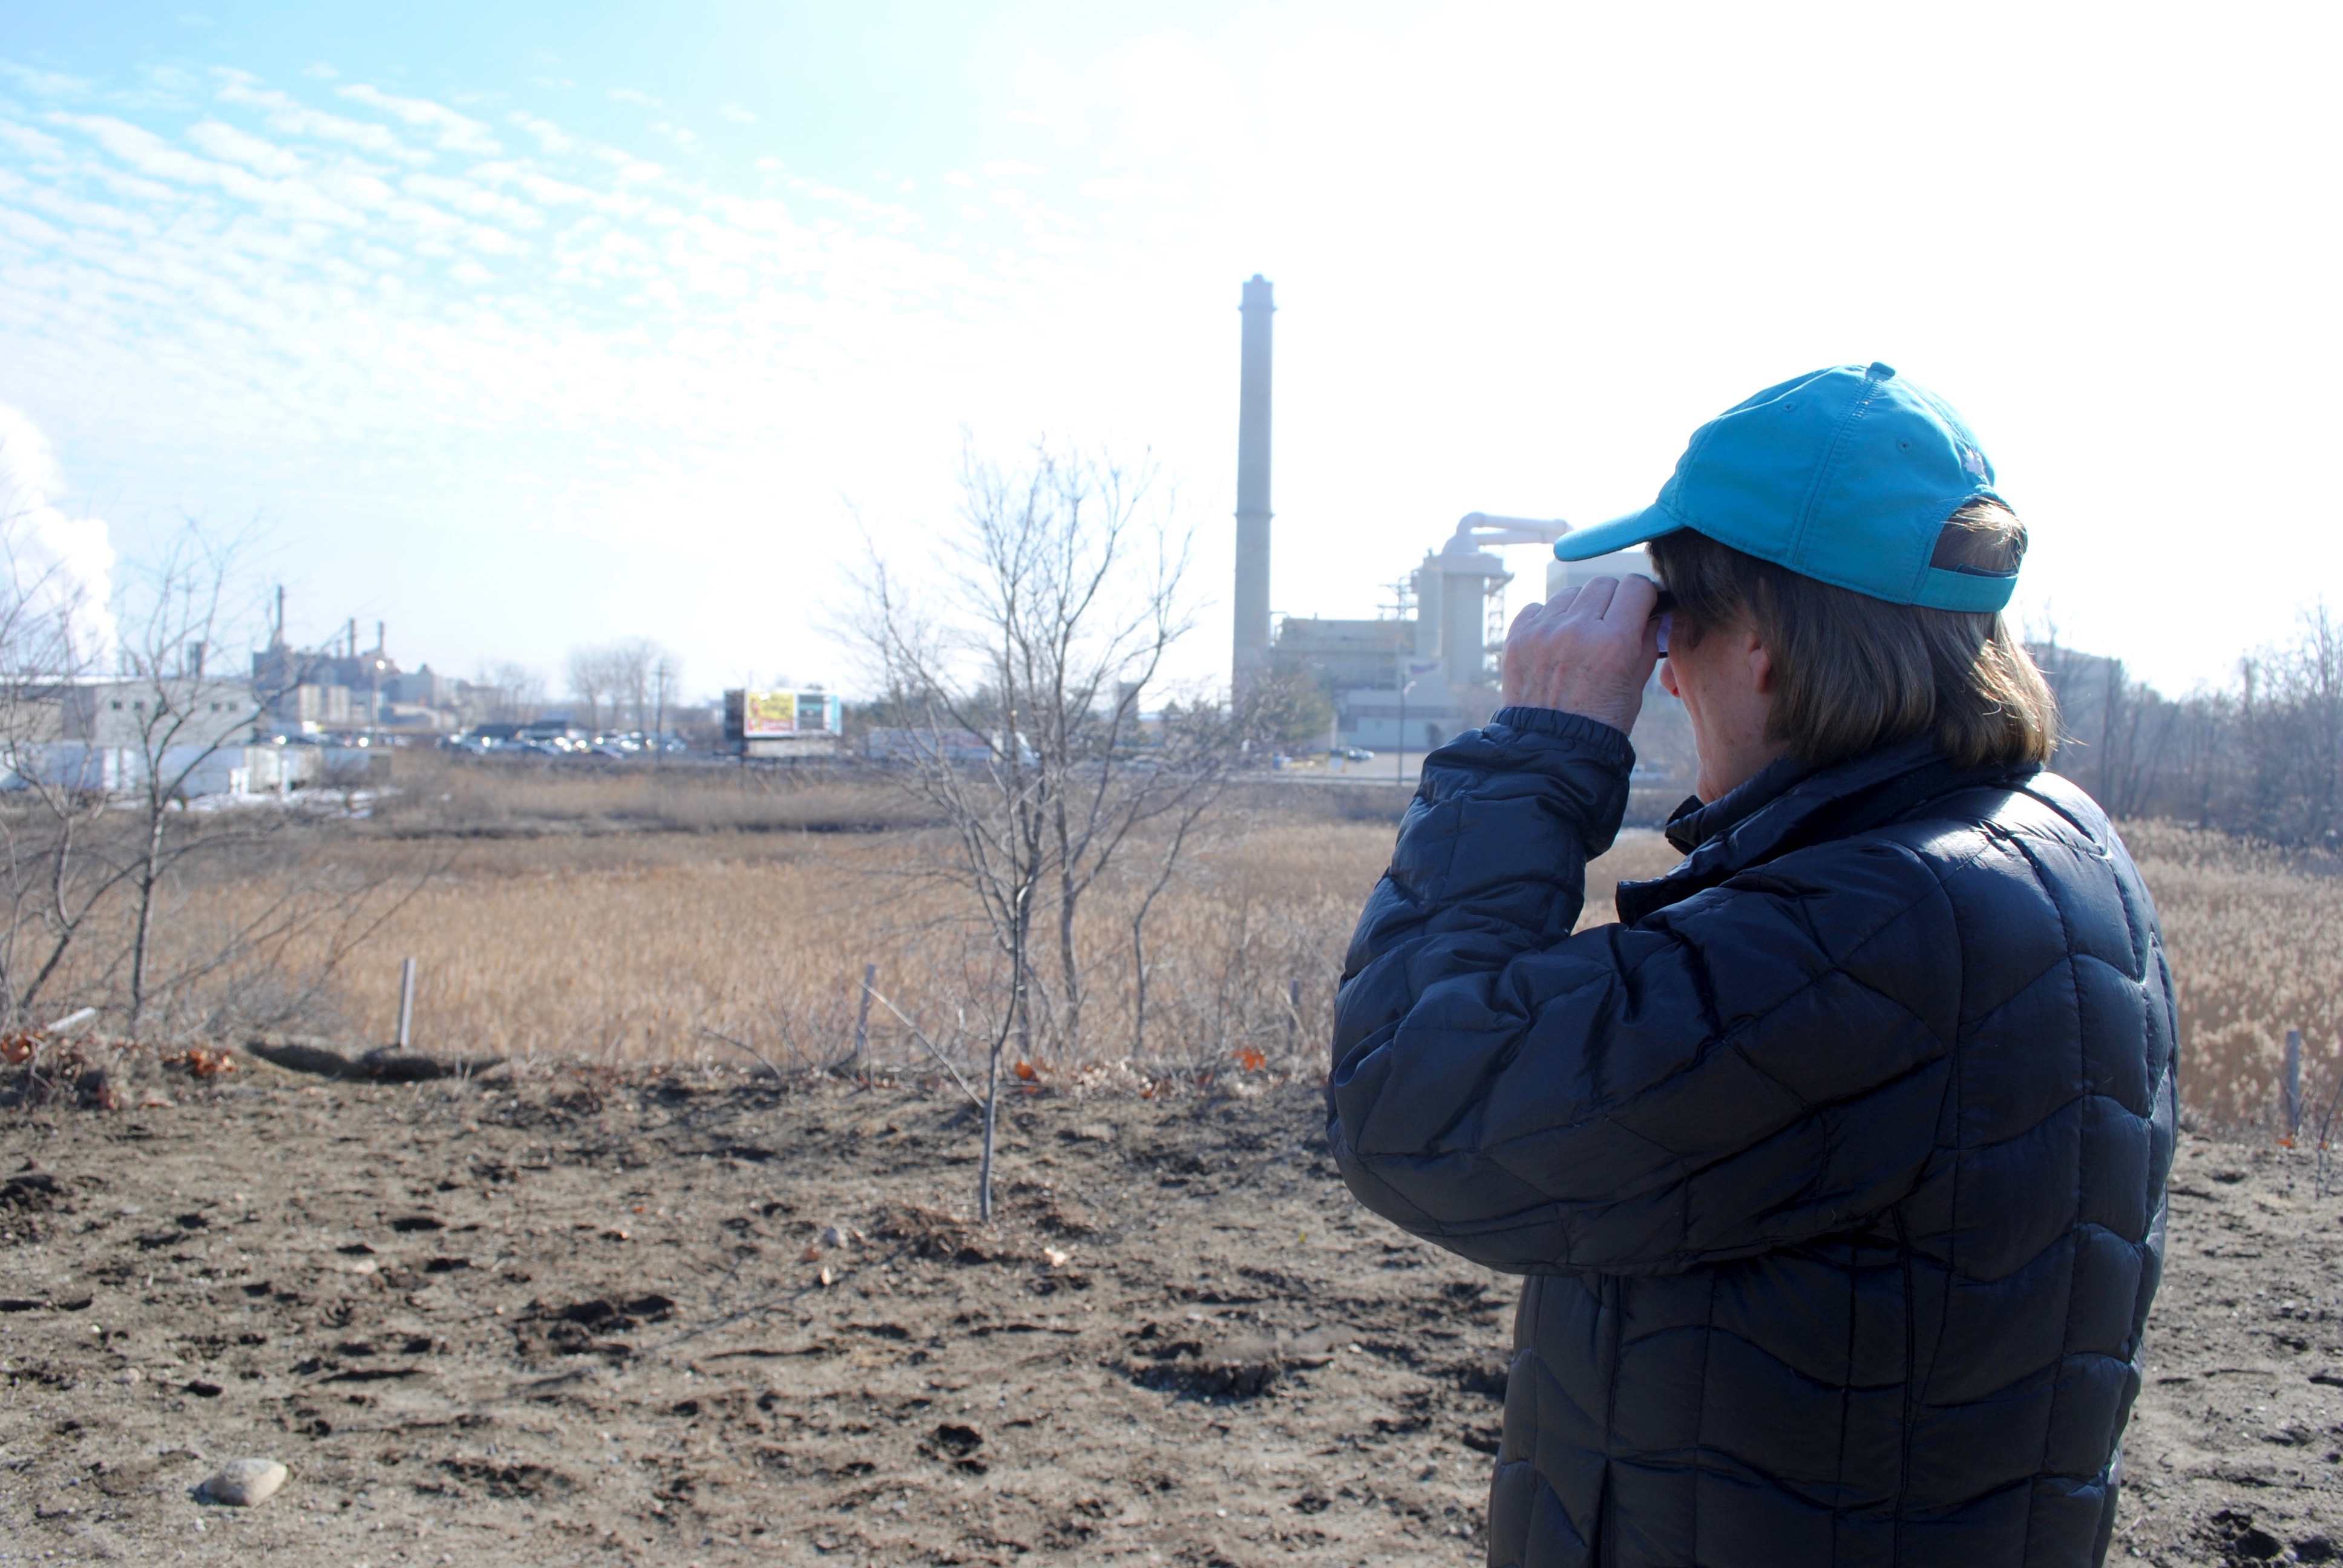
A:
[{"left": 1, "top": 1062, "right": 2338, "bottom": 1567}]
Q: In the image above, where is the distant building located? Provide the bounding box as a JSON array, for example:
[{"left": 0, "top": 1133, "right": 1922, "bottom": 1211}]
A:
[
  {"left": 388, "top": 664, "right": 458, "bottom": 708},
  {"left": 1268, "top": 546, "right": 1660, "bottom": 753},
  {"left": 379, "top": 702, "right": 455, "bottom": 733},
  {"left": 250, "top": 604, "right": 403, "bottom": 731},
  {"left": 274, "top": 683, "right": 352, "bottom": 730},
  {"left": 863, "top": 727, "right": 1017, "bottom": 766},
  {"left": 1272, "top": 618, "right": 1415, "bottom": 694},
  {"left": 65, "top": 678, "right": 263, "bottom": 751}
]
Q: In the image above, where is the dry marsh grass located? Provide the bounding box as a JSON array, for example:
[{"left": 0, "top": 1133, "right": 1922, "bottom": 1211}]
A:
[
  {"left": 130, "top": 760, "right": 2338, "bottom": 1136},
  {"left": 293, "top": 814, "right": 1395, "bottom": 1077},
  {"left": 2119, "top": 821, "right": 2343, "bottom": 1136},
  {"left": 283, "top": 812, "right": 1680, "bottom": 1077}
]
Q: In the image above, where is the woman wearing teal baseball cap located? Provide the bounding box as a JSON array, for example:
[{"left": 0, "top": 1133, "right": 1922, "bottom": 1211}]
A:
[{"left": 1326, "top": 364, "right": 2172, "bottom": 1567}]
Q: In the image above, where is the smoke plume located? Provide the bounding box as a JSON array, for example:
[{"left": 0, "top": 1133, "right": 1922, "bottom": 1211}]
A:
[{"left": 0, "top": 406, "right": 117, "bottom": 662}]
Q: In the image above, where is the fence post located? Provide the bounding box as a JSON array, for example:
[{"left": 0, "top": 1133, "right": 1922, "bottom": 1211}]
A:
[
  {"left": 2285, "top": 1028, "right": 2302, "bottom": 1138},
  {"left": 852, "top": 964, "right": 876, "bottom": 1068},
  {"left": 1285, "top": 978, "right": 1302, "bottom": 1050},
  {"left": 396, "top": 958, "right": 418, "bottom": 1051}
]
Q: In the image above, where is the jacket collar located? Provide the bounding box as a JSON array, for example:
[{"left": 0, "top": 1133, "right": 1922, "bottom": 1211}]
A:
[{"left": 1616, "top": 736, "right": 2034, "bottom": 926}]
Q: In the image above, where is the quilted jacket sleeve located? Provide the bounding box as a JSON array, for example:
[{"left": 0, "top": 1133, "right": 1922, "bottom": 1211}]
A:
[{"left": 1328, "top": 707, "right": 1961, "bottom": 1275}]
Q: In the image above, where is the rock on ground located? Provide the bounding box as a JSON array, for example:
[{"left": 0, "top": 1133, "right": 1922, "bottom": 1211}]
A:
[{"left": 202, "top": 1457, "right": 288, "bottom": 1506}]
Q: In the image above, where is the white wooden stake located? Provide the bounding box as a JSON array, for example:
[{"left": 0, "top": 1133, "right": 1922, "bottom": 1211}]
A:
[
  {"left": 853, "top": 964, "right": 876, "bottom": 1066},
  {"left": 396, "top": 958, "right": 417, "bottom": 1051},
  {"left": 2285, "top": 1028, "right": 2302, "bottom": 1137}
]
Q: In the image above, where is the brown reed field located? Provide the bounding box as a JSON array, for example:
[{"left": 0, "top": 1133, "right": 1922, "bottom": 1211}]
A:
[
  {"left": 2117, "top": 819, "right": 2343, "bottom": 1137},
  {"left": 101, "top": 759, "right": 2343, "bottom": 1136}
]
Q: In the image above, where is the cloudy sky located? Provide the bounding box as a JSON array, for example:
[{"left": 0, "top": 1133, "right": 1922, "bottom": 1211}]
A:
[{"left": 0, "top": 1, "right": 2335, "bottom": 699}]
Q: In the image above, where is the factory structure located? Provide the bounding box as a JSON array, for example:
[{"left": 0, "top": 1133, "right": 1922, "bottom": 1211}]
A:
[{"left": 1227, "top": 275, "right": 1648, "bottom": 752}]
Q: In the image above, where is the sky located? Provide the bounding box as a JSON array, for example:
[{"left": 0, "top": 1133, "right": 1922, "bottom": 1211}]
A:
[{"left": 0, "top": 1, "right": 2336, "bottom": 701}]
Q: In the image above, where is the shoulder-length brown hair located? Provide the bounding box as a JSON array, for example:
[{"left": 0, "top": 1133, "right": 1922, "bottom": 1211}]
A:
[{"left": 1645, "top": 501, "right": 2058, "bottom": 769}]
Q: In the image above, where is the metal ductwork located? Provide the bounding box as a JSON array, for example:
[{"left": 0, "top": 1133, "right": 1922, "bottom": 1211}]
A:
[
  {"left": 1415, "top": 514, "right": 1570, "bottom": 690},
  {"left": 1231, "top": 275, "right": 1275, "bottom": 697}
]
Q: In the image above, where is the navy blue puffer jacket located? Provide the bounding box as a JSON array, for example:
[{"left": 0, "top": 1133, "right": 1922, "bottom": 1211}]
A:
[{"left": 1327, "top": 708, "right": 2175, "bottom": 1568}]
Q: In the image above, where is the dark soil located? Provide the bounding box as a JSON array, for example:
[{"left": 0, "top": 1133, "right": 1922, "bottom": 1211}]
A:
[{"left": 0, "top": 1063, "right": 2336, "bottom": 1565}]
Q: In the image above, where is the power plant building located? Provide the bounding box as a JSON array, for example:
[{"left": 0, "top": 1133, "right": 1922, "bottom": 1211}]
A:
[{"left": 1227, "top": 273, "right": 1661, "bottom": 753}]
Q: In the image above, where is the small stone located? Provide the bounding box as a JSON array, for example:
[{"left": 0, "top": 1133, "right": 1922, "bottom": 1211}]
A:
[
  {"left": 202, "top": 1458, "right": 288, "bottom": 1507},
  {"left": 821, "top": 1224, "right": 848, "bottom": 1248}
]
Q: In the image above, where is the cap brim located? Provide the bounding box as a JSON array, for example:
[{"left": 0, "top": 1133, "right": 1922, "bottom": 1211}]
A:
[{"left": 1552, "top": 505, "right": 1686, "bottom": 561}]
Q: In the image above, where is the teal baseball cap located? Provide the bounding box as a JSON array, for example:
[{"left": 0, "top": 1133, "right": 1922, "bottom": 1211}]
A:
[{"left": 1555, "top": 362, "right": 2016, "bottom": 612}]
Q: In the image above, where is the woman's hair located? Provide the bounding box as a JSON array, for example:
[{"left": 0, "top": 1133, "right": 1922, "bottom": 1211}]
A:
[{"left": 1645, "top": 500, "right": 2059, "bottom": 769}]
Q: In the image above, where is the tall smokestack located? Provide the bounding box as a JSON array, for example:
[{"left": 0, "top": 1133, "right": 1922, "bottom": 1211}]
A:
[{"left": 1231, "top": 274, "right": 1275, "bottom": 697}]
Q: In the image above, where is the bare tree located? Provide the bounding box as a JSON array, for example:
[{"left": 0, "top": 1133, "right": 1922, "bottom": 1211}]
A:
[
  {"left": 472, "top": 661, "right": 546, "bottom": 725},
  {"left": 612, "top": 639, "right": 656, "bottom": 731},
  {"left": 857, "top": 441, "right": 1219, "bottom": 1220},
  {"left": 2032, "top": 603, "right": 2343, "bottom": 843},
  {"left": 565, "top": 647, "right": 616, "bottom": 733},
  {"left": 650, "top": 652, "right": 680, "bottom": 748},
  {"left": 0, "top": 552, "right": 113, "bottom": 1030},
  {"left": 0, "top": 517, "right": 433, "bottom": 1048},
  {"left": 565, "top": 640, "right": 672, "bottom": 735},
  {"left": 108, "top": 526, "right": 274, "bottom": 1030}
]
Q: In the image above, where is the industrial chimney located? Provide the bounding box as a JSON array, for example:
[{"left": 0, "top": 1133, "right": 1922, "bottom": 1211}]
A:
[{"left": 1231, "top": 275, "right": 1275, "bottom": 697}]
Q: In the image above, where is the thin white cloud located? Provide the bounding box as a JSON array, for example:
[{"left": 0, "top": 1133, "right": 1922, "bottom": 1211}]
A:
[
  {"left": 401, "top": 171, "right": 545, "bottom": 229},
  {"left": 590, "top": 145, "right": 664, "bottom": 184},
  {"left": 0, "top": 60, "right": 90, "bottom": 98},
  {"left": 52, "top": 112, "right": 367, "bottom": 225},
  {"left": 335, "top": 83, "right": 502, "bottom": 155},
  {"left": 716, "top": 104, "right": 756, "bottom": 125},
  {"left": 0, "top": 203, "right": 65, "bottom": 246},
  {"left": 507, "top": 111, "right": 575, "bottom": 155},
  {"left": 217, "top": 79, "right": 428, "bottom": 163},
  {"left": 0, "top": 61, "right": 1033, "bottom": 480},
  {"left": 185, "top": 119, "right": 305, "bottom": 177},
  {"left": 0, "top": 119, "right": 66, "bottom": 163}
]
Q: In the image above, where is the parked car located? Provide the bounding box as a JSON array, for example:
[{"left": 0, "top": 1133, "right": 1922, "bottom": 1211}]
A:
[{"left": 1329, "top": 746, "right": 1376, "bottom": 762}]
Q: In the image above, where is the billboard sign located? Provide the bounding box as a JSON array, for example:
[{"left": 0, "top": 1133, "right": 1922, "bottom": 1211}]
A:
[
  {"left": 794, "top": 694, "right": 839, "bottom": 734},
  {"left": 727, "top": 690, "right": 842, "bottom": 740},
  {"left": 741, "top": 691, "right": 797, "bottom": 737}
]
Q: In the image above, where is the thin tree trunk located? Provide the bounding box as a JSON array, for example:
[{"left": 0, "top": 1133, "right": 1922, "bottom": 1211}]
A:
[
  {"left": 1132, "top": 913, "right": 1150, "bottom": 1059},
  {"left": 978, "top": 1042, "right": 1001, "bottom": 1223},
  {"left": 128, "top": 796, "right": 166, "bottom": 1034},
  {"left": 979, "top": 907, "right": 1029, "bottom": 1224},
  {"left": 1057, "top": 877, "right": 1081, "bottom": 1059}
]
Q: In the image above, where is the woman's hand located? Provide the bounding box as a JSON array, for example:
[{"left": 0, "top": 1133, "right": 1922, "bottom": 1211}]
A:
[{"left": 1499, "top": 575, "right": 1662, "bottom": 735}]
